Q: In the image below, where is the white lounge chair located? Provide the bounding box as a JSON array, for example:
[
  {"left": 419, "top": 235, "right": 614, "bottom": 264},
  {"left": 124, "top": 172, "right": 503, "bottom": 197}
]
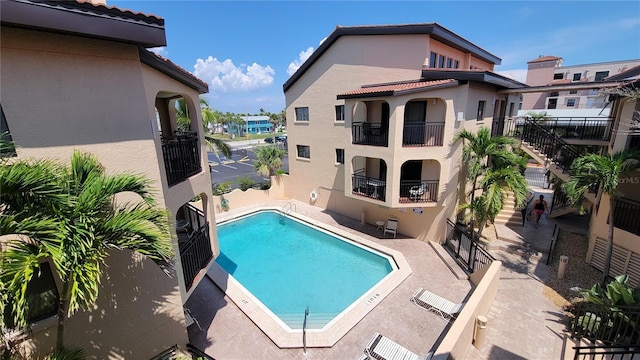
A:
[
  {"left": 409, "top": 183, "right": 427, "bottom": 201},
  {"left": 410, "top": 288, "right": 464, "bottom": 321},
  {"left": 384, "top": 218, "right": 398, "bottom": 238},
  {"left": 364, "top": 332, "right": 432, "bottom": 360}
]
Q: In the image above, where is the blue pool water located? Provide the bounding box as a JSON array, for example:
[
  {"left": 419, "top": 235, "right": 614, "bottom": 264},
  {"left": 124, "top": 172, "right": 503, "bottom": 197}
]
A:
[{"left": 215, "top": 210, "right": 394, "bottom": 329}]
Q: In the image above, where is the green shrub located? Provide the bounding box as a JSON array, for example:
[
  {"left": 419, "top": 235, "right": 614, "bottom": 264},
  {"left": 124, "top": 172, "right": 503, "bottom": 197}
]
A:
[
  {"left": 236, "top": 176, "right": 257, "bottom": 191},
  {"left": 212, "top": 181, "right": 233, "bottom": 195},
  {"left": 260, "top": 181, "right": 271, "bottom": 190}
]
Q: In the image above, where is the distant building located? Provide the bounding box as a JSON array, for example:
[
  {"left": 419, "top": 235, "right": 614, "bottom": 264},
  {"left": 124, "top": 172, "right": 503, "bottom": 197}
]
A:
[
  {"left": 521, "top": 56, "right": 640, "bottom": 117},
  {"left": 240, "top": 115, "right": 273, "bottom": 135}
]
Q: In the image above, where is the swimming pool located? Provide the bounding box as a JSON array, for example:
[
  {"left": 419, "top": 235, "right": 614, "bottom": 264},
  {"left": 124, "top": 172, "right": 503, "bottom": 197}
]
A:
[
  {"left": 208, "top": 207, "right": 411, "bottom": 348},
  {"left": 215, "top": 210, "right": 393, "bottom": 329}
]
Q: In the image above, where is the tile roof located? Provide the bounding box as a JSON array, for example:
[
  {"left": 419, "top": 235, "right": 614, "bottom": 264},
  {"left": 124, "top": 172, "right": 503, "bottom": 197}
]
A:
[
  {"left": 338, "top": 79, "right": 457, "bottom": 98},
  {"left": 49, "top": 0, "right": 163, "bottom": 26},
  {"left": 138, "top": 48, "right": 208, "bottom": 93},
  {"left": 528, "top": 56, "right": 562, "bottom": 63}
]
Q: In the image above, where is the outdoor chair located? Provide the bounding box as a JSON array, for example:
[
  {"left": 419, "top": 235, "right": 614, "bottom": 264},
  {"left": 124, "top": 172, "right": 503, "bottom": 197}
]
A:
[
  {"left": 410, "top": 288, "right": 465, "bottom": 321},
  {"left": 384, "top": 218, "right": 398, "bottom": 238},
  {"left": 364, "top": 332, "right": 433, "bottom": 360},
  {"left": 409, "top": 183, "right": 427, "bottom": 201}
]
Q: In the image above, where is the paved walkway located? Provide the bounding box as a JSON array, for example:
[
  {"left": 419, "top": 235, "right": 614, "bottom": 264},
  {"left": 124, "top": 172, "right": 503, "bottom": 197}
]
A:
[{"left": 188, "top": 197, "right": 588, "bottom": 359}]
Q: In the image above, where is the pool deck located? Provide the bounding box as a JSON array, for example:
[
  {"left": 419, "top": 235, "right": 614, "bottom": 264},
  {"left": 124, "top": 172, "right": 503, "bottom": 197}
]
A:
[{"left": 186, "top": 199, "right": 473, "bottom": 359}]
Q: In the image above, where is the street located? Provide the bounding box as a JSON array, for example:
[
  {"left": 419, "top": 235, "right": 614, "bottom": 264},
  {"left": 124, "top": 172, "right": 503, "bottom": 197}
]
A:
[{"left": 208, "top": 143, "right": 289, "bottom": 188}]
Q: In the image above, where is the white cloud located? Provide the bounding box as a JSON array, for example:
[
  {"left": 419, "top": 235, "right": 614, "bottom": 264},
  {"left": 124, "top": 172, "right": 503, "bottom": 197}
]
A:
[
  {"left": 287, "top": 46, "right": 315, "bottom": 76},
  {"left": 496, "top": 69, "right": 528, "bottom": 84},
  {"left": 149, "top": 47, "right": 168, "bottom": 57},
  {"left": 193, "top": 56, "right": 275, "bottom": 92}
]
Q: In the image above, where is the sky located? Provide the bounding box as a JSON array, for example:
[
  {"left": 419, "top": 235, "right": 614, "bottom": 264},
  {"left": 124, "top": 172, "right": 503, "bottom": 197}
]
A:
[{"left": 111, "top": 1, "right": 640, "bottom": 114}]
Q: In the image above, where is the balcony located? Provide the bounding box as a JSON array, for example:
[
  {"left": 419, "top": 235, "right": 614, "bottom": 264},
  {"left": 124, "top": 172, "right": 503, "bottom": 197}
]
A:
[
  {"left": 399, "top": 180, "right": 439, "bottom": 203},
  {"left": 613, "top": 197, "right": 640, "bottom": 236},
  {"left": 402, "top": 123, "right": 445, "bottom": 146},
  {"left": 161, "top": 132, "right": 202, "bottom": 187},
  {"left": 352, "top": 173, "right": 386, "bottom": 201},
  {"left": 352, "top": 122, "right": 388, "bottom": 147},
  {"left": 498, "top": 116, "right": 613, "bottom": 142},
  {"left": 177, "top": 204, "right": 212, "bottom": 291}
]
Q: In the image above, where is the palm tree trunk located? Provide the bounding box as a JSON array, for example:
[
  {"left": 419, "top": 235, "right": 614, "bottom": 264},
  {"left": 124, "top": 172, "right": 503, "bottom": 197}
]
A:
[
  {"left": 55, "top": 277, "right": 72, "bottom": 352},
  {"left": 601, "top": 196, "right": 616, "bottom": 287}
]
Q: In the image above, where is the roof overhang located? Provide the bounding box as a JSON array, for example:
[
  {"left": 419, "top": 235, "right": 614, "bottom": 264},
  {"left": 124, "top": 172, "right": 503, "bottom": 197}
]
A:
[
  {"left": 337, "top": 79, "right": 459, "bottom": 100},
  {"left": 421, "top": 69, "right": 527, "bottom": 89},
  {"left": 283, "top": 23, "right": 501, "bottom": 92},
  {"left": 498, "top": 81, "right": 624, "bottom": 94},
  {"left": 0, "top": 0, "right": 166, "bottom": 48},
  {"left": 139, "top": 48, "right": 208, "bottom": 94}
]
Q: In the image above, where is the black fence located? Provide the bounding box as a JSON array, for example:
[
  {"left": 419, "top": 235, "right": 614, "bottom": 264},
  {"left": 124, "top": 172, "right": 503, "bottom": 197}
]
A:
[
  {"left": 402, "top": 123, "right": 445, "bottom": 146},
  {"left": 613, "top": 198, "right": 640, "bottom": 236},
  {"left": 572, "top": 345, "right": 640, "bottom": 360},
  {"left": 551, "top": 187, "right": 572, "bottom": 213},
  {"left": 162, "top": 133, "right": 202, "bottom": 186},
  {"left": 569, "top": 303, "right": 640, "bottom": 346},
  {"left": 352, "top": 173, "right": 386, "bottom": 201},
  {"left": 398, "top": 180, "right": 438, "bottom": 203},
  {"left": 496, "top": 116, "right": 613, "bottom": 142},
  {"left": 446, "top": 219, "right": 495, "bottom": 273},
  {"left": 546, "top": 224, "right": 560, "bottom": 265},
  {"left": 352, "top": 122, "right": 388, "bottom": 147},
  {"left": 179, "top": 204, "right": 212, "bottom": 291}
]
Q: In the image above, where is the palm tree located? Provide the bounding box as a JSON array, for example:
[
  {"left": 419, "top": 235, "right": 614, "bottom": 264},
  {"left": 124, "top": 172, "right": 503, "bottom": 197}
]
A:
[
  {"left": 564, "top": 150, "right": 640, "bottom": 285},
  {"left": 254, "top": 145, "right": 285, "bottom": 177},
  {"left": 0, "top": 151, "right": 172, "bottom": 353},
  {"left": 175, "top": 98, "right": 232, "bottom": 158},
  {"left": 454, "top": 127, "right": 525, "bottom": 204}
]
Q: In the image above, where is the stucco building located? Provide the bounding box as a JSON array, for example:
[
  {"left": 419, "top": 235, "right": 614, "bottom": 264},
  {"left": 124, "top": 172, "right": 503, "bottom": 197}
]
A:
[
  {"left": 1, "top": 0, "right": 217, "bottom": 357},
  {"left": 283, "top": 23, "right": 524, "bottom": 242}
]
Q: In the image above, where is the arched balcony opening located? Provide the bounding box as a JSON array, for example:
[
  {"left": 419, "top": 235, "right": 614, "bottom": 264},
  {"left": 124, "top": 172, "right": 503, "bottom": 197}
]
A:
[
  {"left": 351, "top": 100, "right": 389, "bottom": 147},
  {"left": 175, "top": 194, "right": 212, "bottom": 291},
  {"left": 351, "top": 156, "right": 387, "bottom": 201},
  {"left": 402, "top": 98, "right": 445, "bottom": 147},
  {"left": 399, "top": 159, "right": 440, "bottom": 203}
]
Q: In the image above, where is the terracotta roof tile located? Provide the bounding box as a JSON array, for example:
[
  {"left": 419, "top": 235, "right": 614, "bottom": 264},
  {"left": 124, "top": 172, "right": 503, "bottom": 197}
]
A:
[
  {"left": 528, "top": 56, "right": 562, "bottom": 63},
  {"left": 144, "top": 49, "right": 208, "bottom": 90},
  {"left": 338, "top": 79, "right": 456, "bottom": 97},
  {"left": 52, "top": 0, "right": 164, "bottom": 25}
]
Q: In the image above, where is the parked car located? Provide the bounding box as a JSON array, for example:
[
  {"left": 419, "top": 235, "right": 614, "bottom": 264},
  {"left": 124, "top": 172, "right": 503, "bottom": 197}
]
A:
[
  {"left": 275, "top": 135, "right": 287, "bottom": 143},
  {"left": 264, "top": 137, "right": 274, "bottom": 143}
]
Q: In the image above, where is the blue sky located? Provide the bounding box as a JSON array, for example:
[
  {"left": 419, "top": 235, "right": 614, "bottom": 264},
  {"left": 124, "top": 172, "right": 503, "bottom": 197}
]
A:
[{"left": 112, "top": 1, "right": 640, "bottom": 114}]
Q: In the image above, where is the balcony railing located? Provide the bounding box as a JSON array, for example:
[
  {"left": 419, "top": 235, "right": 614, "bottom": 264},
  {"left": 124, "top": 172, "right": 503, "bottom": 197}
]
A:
[
  {"left": 178, "top": 204, "right": 212, "bottom": 291},
  {"left": 613, "top": 197, "right": 640, "bottom": 236},
  {"left": 498, "top": 116, "right": 613, "bottom": 142},
  {"left": 352, "top": 122, "right": 388, "bottom": 147},
  {"left": 398, "top": 180, "right": 438, "bottom": 203},
  {"left": 352, "top": 173, "right": 386, "bottom": 201},
  {"left": 161, "top": 132, "right": 201, "bottom": 187},
  {"left": 402, "top": 123, "right": 445, "bottom": 146},
  {"left": 569, "top": 303, "right": 640, "bottom": 346}
]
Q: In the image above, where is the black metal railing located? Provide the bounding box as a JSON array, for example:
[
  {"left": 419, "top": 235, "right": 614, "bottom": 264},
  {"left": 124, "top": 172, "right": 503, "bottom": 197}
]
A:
[
  {"left": 546, "top": 224, "right": 560, "bottom": 265},
  {"left": 569, "top": 303, "right": 640, "bottom": 346},
  {"left": 179, "top": 205, "right": 212, "bottom": 291},
  {"left": 613, "top": 198, "right": 640, "bottom": 236},
  {"left": 352, "top": 122, "right": 388, "bottom": 147},
  {"left": 398, "top": 180, "right": 438, "bottom": 203},
  {"left": 161, "top": 133, "right": 201, "bottom": 186},
  {"left": 572, "top": 345, "right": 640, "bottom": 360},
  {"left": 187, "top": 343, "right": 215, "bottom": 360},
  {"left": 498, "top": 117, "right": 586, "bottom": 173},
  {"left": 402, "top": 123, "right": 445, "bottom": 146},
  {"left": 551, "top": 186, "right": 572, "bottom": 212},
  {"left": 352, "top": 173, "right": 386, "bottom": 201},
  {"left": 446, "top": 219, "right": 495, "bottom": 273},
  {"left": 531, "top": 117, "right": 614, "bottom": 141}
]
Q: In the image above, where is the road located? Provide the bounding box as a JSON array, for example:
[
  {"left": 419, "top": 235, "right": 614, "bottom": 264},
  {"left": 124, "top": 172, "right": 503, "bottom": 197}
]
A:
[{"left": 208, "top": 143, "right": 289, "bottom": 188}]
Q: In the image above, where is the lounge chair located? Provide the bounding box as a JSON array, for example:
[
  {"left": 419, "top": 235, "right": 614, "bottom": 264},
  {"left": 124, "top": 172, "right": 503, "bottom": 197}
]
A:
[
  {"left": 409, "top": 183, "right": 427, "bottom": 201},
  {"left": 410, "top": 288, "right": 464, "bottom": 321},
  {"left": 364, "top": 332, "right": 432, "bottom": 360},
  {"left": 384, "top": 218, "right": 398, "bottom": 238}
]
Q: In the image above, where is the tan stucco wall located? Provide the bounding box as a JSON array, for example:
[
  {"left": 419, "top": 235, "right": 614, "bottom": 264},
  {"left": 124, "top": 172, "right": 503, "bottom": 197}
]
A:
[
  {"left": 211, "top": 175, "right": 289, "bottom": 213},
  {"left": 0, "top": 26, "right": 215, "bottom": 358},
  {"left": 587, "top": 193, "right": 640, "bottom": 263}
]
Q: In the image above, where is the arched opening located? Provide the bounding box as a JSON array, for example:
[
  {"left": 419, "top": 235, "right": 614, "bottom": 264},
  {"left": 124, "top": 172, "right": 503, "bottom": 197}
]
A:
[
  {"left": 399, "top": 159, "right": 440, "bottom": 203},
  {"left": 402, "top": 98, "right": 445, "bottom": 146},
  {"left": 175, "top": 193, "right": 213, "bottom": 291},
  {"left": 351, "top": 156, "right": 387, "bottom": 201},
  {"left": 351, "top": 100, "right": 389, "bottom": 147}
]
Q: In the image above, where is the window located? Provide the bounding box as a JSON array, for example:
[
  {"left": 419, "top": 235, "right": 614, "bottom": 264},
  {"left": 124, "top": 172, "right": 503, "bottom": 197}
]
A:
[
  {"left": 3, "top": 262, "right": 59, "bottom": 327},
  {"left": 429, "top": 52, "right": 437, "bottom": 68},
  {"left": 595, "top": 71, "right": 610, "bottom": 82},
  {"left": 553, "top": 73, "right": 564, "bottom": 80},
  {"left": 477, "top": 101, "right": 486, "bottom": 121},
  {"left": 335, "top": 149, "right": 344, "bottom": 164},
  {"left": 335, "top": 105, "right": 345, "bottom": 121},
  {"left": 550, "top": 91, "right": 559, "bottom": 97},
  {"left": 572, "top": 73, "right": 581, "bottom": 81},
  {"left": 566, "top": 98, "right": 576, "bottom": 107},
  {"left": 508, "top": 102, "right": 515, "bottom": 117},
  {"left": 547, "top": 98, "right": 557, "bottom": 109},
  {"left": 453, "top": 60, "right": 459, "bottom": 69},
  {"left": 295, "top": 107, "right": 309, "bottom": 121},
  {"left": 438, "top": 55, "right": 445, "bottom": 68},
  {"left": 446, "top": 58, "right": 452, "bottom": 68},
  {"left": 297, "top": 145, "right": 310, "bottom": 159},
  {"left": 569, "top": 90, "right": 578, "bottom": 95}
]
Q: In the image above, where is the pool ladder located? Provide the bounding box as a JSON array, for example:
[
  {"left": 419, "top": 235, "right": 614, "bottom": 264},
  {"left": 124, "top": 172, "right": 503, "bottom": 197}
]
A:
[
  {"left": 281, "top": 202, "right": 296, "bottom": 216},
  {"left": 303, "top": 306, "right": 309, "bottom": 355}
]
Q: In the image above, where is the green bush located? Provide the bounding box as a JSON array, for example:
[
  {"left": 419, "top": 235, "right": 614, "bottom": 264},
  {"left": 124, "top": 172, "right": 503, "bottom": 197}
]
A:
[
  {"left": 236, "top": 176, "right": 257, "bottom": 191},
  {"left": 212, "top": 181, "right": 233, "bottom": 195},
  {"left": 260, "top": 181, "right": 271, "bottom": 190}
]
